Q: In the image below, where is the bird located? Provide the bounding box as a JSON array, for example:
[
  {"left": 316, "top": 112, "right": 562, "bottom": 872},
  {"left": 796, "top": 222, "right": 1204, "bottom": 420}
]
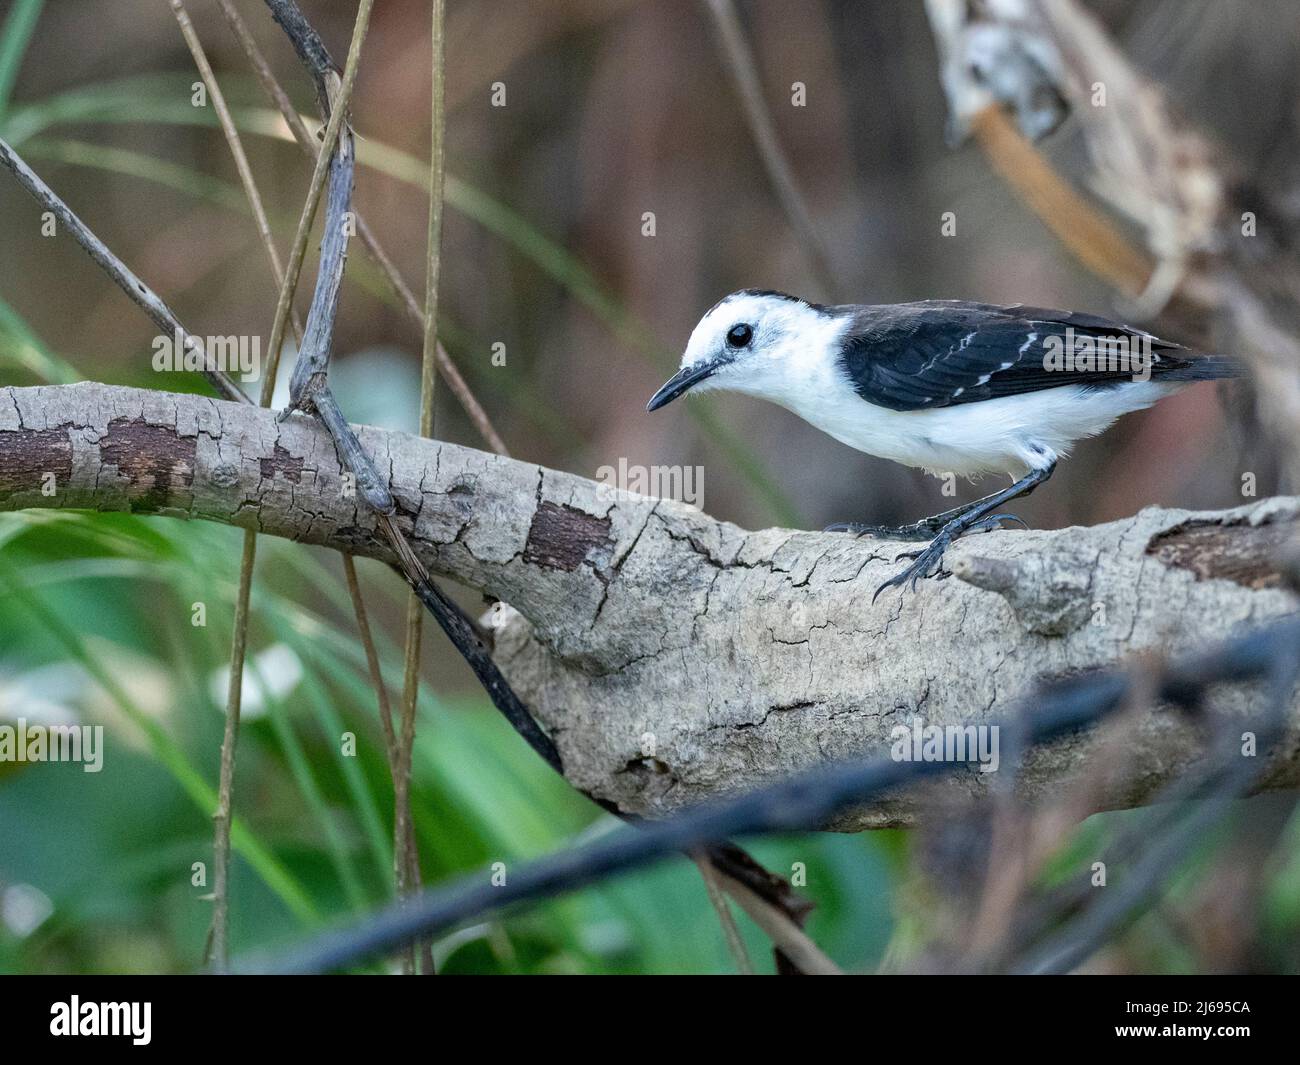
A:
[{"left": 647, "top": 289, "right": 1240, "bottom": 600}]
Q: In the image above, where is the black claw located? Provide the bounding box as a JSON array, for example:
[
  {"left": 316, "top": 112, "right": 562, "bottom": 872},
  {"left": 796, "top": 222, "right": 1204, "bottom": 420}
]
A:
[
  {"left": 873, "top": 532, "right": 957, "bottom": 602},
  {"left": 871, "top": 574, "right": 902, "bottom": 604},
  {"left": 974, "top": 512, "right": 1028, "bottom": 532}
]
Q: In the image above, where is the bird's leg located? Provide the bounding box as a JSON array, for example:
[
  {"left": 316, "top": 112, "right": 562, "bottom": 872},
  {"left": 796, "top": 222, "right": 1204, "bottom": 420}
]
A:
[
  {"left": 826, "top": 491, "right": 1025, "bottom": 541},
  {"left": 872, "top": 461, "right": 1056, "bottom": 601}
]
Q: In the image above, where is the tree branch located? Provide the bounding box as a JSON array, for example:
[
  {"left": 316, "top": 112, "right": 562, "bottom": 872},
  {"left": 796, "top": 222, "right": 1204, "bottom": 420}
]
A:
[{"left": 4, "top": 381, "right": 1298, "bottom": 828}]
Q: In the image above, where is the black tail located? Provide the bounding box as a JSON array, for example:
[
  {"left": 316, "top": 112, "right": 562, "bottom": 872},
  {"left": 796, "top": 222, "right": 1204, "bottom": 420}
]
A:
[{"left": 1158, "top": 354, "right": 1243, "bottom": 382}]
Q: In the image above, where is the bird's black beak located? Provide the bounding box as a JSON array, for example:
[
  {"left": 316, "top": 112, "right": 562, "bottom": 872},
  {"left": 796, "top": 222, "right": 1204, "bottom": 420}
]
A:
[{"left": 646, "top": 362, "right": 715, "bottom": 412}]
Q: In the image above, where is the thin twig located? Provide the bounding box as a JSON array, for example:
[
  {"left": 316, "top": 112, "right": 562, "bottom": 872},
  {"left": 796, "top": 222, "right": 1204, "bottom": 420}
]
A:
[
  {"left": 343, "top": 555, "right": 398, "bottom": 763},
  {"left": 263, "top": 2, "right": 373, "bottom": 418},
  {"left": 394, "top": 599, "right": 423, "bottom": 976},
  {"left": 209, "top": 526, "right": 255, "bottom": 969},
  {"left": 691, "top": 852, "right": 755, "bottom": 974},
  {"left": 712, "top": 868, "right": 842, "bottom": 975},
  {"left": 701, "top": 0, "right": 839, "bottom": 300},
  {"left": 0, "top": 136, "right": 245, "bottom": 402},
  {"left": 393, "top": 0, "right": 448, "bottom": 976}
]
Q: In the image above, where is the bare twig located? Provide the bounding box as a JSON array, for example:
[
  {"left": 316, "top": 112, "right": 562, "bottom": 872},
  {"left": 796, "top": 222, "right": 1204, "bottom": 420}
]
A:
[
  {"left": 0, "top": 137, "right": 245, "bottom": 402},
  {"left": 209, "top": 525, "right": 255, "bottom": 968},
  {"left": 701, "top": 0, "right": 839, "bottom": 300},
  {"left": 691, "top": 852, "right": 755, "bottom": 974},
  {"left": 264, "top": 1, "right": 373, "bottom": 421},
  {"left": 342, "top": 554, "right": 397, "bottom": 762},
  {"left": 392, "top": 0, "right": 448, "bottom": 976},
  {"left": 712, "top": 868, "right": 842, "bottom": 975}
]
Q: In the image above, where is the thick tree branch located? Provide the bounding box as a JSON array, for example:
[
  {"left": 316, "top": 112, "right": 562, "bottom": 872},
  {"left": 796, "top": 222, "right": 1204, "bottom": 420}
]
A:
[{"left": 4, "top": 382, "right": 1298, "bottom": 828}]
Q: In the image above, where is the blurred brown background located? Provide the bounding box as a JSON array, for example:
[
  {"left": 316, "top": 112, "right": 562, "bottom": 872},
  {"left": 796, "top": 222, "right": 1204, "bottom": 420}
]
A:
[{"left": 3, "top": 0, "right": 1293, "bottom": 546}]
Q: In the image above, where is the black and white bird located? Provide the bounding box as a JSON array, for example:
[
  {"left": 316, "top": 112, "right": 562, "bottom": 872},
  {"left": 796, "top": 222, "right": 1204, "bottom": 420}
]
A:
[{"left": 647, "top": 289, "right": 1239, "bottom": 599}]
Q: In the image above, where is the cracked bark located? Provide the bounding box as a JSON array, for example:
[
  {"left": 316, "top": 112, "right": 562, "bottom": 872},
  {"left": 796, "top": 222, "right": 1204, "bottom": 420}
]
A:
[{"left": 4, "top": 382, "right": 1298, "bottom": 829}]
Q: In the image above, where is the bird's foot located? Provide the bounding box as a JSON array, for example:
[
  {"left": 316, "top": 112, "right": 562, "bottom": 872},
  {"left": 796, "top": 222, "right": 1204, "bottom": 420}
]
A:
[
  {"left": 870, "top": 512, "right": 1027, "bottom": 602},
  {"left": 871, "top": 533, "right": 955, "bottom": 602}
]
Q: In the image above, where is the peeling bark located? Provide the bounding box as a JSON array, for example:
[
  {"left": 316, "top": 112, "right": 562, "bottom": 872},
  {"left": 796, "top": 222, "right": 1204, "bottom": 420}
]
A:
[{"left": 2, "top": 382, "right": 1297, "bottom": 828}]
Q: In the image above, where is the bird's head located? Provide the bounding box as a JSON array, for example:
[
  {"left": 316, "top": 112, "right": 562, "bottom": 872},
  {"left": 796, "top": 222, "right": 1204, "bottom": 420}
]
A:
[{"left": 646, "top": 289, "right": 836, "bottom": 411}]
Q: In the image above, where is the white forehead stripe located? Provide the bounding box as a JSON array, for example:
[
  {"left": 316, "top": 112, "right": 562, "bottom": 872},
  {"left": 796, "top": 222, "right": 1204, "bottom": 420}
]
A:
[{"left": 682, "top": 292, "right": 823, "bottom": 369}]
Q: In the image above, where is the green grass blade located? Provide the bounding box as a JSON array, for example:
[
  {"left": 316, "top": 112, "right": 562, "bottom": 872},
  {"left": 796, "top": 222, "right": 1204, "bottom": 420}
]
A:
[
  {"left": 0, "top": 293, "right": 79, "bottom": 382},
  {"left": 290, "top": 645, "right": 395, "bottom": 888},
  {"left": 246, "top": 654, "right": 371, "bottom": 914},
  {"left": 20, "top": 137, "right": 247, "bottom": 212},
  {"left": 0, "top": 0, "right": 42, "bottom": 127}
]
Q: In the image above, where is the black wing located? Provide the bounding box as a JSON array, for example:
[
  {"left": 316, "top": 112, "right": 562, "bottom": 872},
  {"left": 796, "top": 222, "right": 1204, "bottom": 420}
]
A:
[{"left": 834, "top": 300, "right": 1230, "bottom": 412}]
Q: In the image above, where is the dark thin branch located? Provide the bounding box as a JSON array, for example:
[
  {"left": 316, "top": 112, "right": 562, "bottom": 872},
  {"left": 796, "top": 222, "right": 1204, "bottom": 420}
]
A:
[
  {"left": 701, "top": 0, "right": 839, "bottom": 300},
  {"left": 264, "top": 0, "right": 337, "bottom": 87},
  {"left": 404, "top": 569, "right": 562, "bottom": 772}
]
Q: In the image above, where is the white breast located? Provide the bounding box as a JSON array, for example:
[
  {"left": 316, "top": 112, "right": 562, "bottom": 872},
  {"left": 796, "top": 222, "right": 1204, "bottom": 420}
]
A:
[{"left": 770, "top": 377, "right": 1180, "bottom": 477}]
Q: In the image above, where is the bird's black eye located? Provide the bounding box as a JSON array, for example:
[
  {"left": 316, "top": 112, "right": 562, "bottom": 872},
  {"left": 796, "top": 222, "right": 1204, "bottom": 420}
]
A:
[{"left": 726, "top": 323, "right": 753, "bottom": 348}]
